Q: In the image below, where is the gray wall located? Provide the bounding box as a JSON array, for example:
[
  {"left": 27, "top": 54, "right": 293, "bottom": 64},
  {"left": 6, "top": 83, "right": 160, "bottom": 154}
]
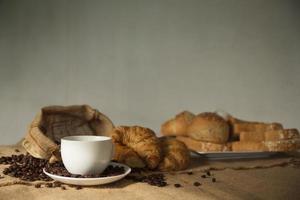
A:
[{"left": 0, "top": 0, "right": 299, "bottom": 144}]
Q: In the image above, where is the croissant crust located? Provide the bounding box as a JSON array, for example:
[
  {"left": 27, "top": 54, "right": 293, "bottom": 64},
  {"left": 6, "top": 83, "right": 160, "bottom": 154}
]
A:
[
  {"left": 111, "top": 126, "right": 162, "bottom": 169},
  {"left": 113, "top": 142, "right": 146, "bottom": 168},
  {"left": 158, "top": 137, "right": 190, "bottom": 171}
]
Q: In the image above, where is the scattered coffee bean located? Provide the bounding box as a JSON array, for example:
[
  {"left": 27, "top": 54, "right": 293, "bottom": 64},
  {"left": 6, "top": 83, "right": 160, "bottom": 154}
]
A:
[
  {"left": 158, "top": 182, "right": 167, "bottom": 187},
  {"left": 126, "top": 173, "right": 168, "bottom": 187},
  {"left": 61, "top": 186, "right": 66, "bottom": 190},
  {"left": 174, "top": 183, "right": 182, "bottom": 188},
  {"left": 201, "top": 175, "right": 206, "bottom": 178},
  {"left": 187, "top": 171, "right": 193, "bottom": 175},
  {"left": 206, "top": 171, "right": 211, "bottom": 176},
  {"left": 53, "top": 181, "right": 61, "bottom": 187},
  {"left": 75, "top": 185, "right": 82, "bottom": 190},
  {"left": 193, "top": 182, "right": 201, "bottom": 187},
  {"left": 35, "top": 184, "right": 41, "bottom": 188},
  {"left": 45, "top": 183, "right": 53, "bottom": 188},
  {"left": 140, "top": 174, "right": 167, "bottom": 187},
  {"left": 15, "top": 149, "right": 20, "bottom": 153},
  {"left": 212, "top": 178, "right": 216, "bottom": 182}
]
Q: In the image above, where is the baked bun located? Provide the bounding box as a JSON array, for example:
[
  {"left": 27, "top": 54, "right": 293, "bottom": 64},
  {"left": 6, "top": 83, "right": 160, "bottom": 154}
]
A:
[
  {"left": 187, "top": 112, "right": 229, "bottom": 144},
  {"left": 111, "top": 126, "right": 162, "bottom": 169},
  {"left": 161, "top": 111, "right": 195, "bottom": 136},
  {"left": 158, "top": 137, "right": 190, "bottom": 171}
]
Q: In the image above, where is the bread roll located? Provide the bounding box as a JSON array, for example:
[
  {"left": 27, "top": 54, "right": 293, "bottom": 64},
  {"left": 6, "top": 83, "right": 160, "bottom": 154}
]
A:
[
  {"left": 161, "top": 111, "right": 195, "bottom": 137},
  {"left": 176, "top": 136, "right": 230, "bottom": 152},
  {"left": 187, "top": 112, "right": 229, "bottom": 144}
]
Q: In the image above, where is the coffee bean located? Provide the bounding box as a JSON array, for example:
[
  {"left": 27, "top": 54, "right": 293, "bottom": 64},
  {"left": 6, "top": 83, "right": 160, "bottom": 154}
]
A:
[
  {"left": 212, "top": 178, "right": 216, "bottom": 182},
  {"left": 75, "top": 186, "right": 82, "bottom": 190},
  {"left": 201, "top": 175, "right": 206, "bottom": 178},
  {"left": 61, "top": 186, "right": 66, "bottom": 190},
  {"left": 131, "top": 168, "right": 143, "bottom": 174},
  {"left": 206, "top": 171, "right": 211, "bottom": 176},
  {"left": 53, "top": 181, "right": 61, "bottom": 187},
  {"left": 187, "top": 171, "right": 193, "bottom": 175},
  {"left": 45, "top": 183, "right": 53, "bottom": 188},
  {"left": 174, "top": 183, "right": 182, "bottom": 188},
  {"left": 35, "top": 184, "right": 41, "bottom": 188},
  {"left": 158, "top": 181, "right": 167, "bottom": 187},
  {"left": 15, "top": 149, "right": 20, "bottom": 153},
  {"left": 193, "top": 182, "right": 201, "bottom": 187}
]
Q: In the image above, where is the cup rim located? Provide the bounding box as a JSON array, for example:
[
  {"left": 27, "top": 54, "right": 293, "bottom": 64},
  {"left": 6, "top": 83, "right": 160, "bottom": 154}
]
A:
[{"left": 61, "top": 135, "right": 112, "bottom": 142}]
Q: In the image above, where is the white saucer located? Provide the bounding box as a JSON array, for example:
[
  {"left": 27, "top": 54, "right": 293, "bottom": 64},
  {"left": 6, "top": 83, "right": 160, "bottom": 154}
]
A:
[{"left": 43, "top": 162, "right": 131, "bottom": 186}]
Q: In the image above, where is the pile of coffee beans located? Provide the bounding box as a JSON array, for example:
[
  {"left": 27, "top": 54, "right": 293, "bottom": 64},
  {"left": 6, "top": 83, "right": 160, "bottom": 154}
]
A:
[
  {"left": 0, "top": 154, "right": 126, "bottom": 181},
  {"left": 45, "top": 162, "right": 125, "bottom": 178},
  {"left": 0, "top": 154, "right": 51, "bottom": 182}
]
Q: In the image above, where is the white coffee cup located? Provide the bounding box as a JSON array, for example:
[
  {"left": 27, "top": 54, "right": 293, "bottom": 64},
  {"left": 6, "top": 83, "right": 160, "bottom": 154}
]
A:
[{"left": 61, "top": 135, "right": 113, "bottom": 175}]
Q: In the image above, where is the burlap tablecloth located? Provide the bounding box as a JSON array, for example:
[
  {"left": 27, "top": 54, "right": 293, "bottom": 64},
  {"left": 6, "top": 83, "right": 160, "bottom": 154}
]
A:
[{"left": 1, "top": 145, "right": 300, "bottom": 200}]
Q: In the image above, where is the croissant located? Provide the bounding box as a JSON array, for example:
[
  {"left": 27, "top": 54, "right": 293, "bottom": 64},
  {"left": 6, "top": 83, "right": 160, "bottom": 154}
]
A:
[
  {"left": 161, "top": 111, "right": 195, "bottom": 137},
  {"left": 111, "top": 126, "right": 162, "bottom": 169},
  {"left": 113, "top": 142, "right": 146, "bottom": 168},
  {"left": 158, "top": 137, "right": 190, "bottom": 171}
]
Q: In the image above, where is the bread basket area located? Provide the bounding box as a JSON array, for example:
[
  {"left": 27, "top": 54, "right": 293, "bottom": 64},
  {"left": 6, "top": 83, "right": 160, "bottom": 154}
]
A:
[{"left": 162, "top": 111, "right": 300, "bottom": 153}]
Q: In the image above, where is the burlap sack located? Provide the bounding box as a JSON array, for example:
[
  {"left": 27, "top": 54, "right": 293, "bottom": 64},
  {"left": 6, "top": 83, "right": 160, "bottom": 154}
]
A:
[{"left": 22, "top": 105, "right": 114, "bottom": 162}]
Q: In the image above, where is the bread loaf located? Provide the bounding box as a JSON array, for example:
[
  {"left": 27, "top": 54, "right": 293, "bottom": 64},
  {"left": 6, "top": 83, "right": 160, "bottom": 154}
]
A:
[
  {"left": 176, "top": 136, "right": 230, "bottom": 152},
  {"left": 231, "top": 141, "right": 267, "bottom": 152},
  {"left": 264, "top": 129, "right": 299, "bottom": 141},
  {"left": 239, "top": 131, "right": 265, "bottom": 142},
  {"left": 233, "top": 122, "right": 283, "bottom": 135},
  {"left": 187, "top": 112, "right": 229, "bottom": 144},
  {"left": 232, "top": 139, "right": 300, "bottom": 152},
  {"left": 161, "top": 111, "right": 195, "bottom": 137},
  {"left": 239, "top": 129, "right": 299, "bottom": 142},
  {"left": 264, "top": 139, "right": 300, "bottom": 151}
]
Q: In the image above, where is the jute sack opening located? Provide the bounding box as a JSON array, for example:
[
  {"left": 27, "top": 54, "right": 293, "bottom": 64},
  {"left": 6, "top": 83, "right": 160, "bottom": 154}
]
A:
[{"left": 22, "top": 105, "right": 114, "bottom": 162}]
